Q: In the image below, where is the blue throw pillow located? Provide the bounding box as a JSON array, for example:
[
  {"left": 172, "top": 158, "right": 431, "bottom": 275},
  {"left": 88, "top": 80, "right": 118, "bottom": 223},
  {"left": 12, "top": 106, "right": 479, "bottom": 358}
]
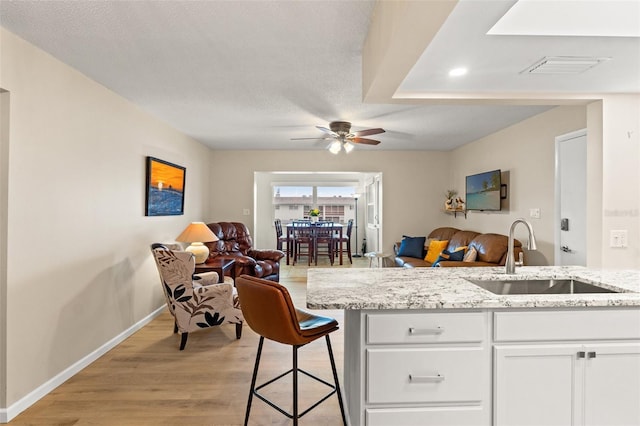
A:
[
  {"left": 432, "top": 248, "right": 465, "bottom": 267},
  {"left": 397, "top": 236, "right": 426, "bottom": 258}
]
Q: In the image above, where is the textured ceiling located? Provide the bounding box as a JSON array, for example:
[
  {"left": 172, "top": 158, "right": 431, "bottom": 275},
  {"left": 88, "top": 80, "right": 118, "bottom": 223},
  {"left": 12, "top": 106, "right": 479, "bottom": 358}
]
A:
[{"left": 2, "top": 1, "right": 635, "bottom": 151}]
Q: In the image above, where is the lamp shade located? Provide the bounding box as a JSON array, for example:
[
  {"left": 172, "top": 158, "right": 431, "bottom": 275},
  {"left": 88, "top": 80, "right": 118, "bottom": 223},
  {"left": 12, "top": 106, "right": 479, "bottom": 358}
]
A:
[
  {"left": 176, "top": 222, "right": 218, "bottom": 243},
  {"left": 175, "top": 222, "right": 218, "bottom": 264}
]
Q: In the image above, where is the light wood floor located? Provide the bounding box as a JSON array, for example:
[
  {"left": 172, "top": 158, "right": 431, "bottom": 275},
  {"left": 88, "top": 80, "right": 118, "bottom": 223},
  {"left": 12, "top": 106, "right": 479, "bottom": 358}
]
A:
[{"left": 10, "top": 256, "right": 369, "bottom": 425}]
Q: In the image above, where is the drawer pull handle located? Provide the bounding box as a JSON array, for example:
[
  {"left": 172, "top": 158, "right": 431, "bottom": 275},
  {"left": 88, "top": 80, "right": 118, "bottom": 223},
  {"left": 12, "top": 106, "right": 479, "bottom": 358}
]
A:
[
  {"left": 408, "top": 326, "right": 444, "bottom": 335},
  {"left": 409, "top": 374, "right": 445, "bottom": 383}
]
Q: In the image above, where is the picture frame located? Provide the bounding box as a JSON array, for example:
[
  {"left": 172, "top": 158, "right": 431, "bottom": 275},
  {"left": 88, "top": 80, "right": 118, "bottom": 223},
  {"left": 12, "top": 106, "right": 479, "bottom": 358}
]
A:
[{"left": 145, "top": 156, "right": 186, "bottom": 216}]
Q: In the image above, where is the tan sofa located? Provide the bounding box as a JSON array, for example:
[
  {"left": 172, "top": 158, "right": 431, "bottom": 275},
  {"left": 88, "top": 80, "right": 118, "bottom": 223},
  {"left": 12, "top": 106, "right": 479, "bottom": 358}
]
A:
[{"left": 394, "top": 227, "right": 522, "bottom": 268}]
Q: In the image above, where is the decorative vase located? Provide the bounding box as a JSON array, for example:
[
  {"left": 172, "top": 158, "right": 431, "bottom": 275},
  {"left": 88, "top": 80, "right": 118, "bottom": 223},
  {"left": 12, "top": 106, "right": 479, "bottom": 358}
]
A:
[
  {"left": 445, "top": 198, "right": 454, "bottom": 210},
  {"left": 311, "top": 216, "right": 318, "bottom": 223}
]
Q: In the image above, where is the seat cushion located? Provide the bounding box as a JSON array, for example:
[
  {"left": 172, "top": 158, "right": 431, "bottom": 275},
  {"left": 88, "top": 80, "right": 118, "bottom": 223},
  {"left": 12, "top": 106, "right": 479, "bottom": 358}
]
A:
[{"left": 296, "top": 308, "right": 339, "bottom": 339}]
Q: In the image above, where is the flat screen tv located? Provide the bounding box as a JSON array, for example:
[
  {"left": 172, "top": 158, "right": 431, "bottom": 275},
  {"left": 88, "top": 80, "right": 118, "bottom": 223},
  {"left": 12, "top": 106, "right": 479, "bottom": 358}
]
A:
[{"left": 465, "top": 169, "right": 502, "bottom": 211}]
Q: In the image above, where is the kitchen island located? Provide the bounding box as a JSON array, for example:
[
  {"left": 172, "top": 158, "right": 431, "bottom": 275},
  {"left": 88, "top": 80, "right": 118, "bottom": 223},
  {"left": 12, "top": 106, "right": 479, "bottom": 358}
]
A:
[{"left": 307, "top": 266, "right": 640, "bottom": 426}]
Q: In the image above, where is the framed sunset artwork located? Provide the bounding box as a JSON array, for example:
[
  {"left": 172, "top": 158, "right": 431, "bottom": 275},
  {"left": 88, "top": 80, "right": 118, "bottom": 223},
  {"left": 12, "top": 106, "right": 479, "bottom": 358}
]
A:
[{"left": 145, "top": 156, "right": 186, "bottom": 216}]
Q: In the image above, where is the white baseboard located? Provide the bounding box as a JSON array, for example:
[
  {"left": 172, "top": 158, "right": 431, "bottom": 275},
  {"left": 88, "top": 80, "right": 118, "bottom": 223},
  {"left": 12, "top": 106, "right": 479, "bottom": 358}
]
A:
[{"left": 0, "top": 305, "right": 166, "bottom": 423}]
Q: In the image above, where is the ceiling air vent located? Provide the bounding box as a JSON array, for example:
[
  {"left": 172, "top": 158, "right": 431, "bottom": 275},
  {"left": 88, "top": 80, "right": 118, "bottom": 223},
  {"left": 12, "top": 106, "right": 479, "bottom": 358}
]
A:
[{"left": 521, "top": 56, "right": 610, "bottom": 75}]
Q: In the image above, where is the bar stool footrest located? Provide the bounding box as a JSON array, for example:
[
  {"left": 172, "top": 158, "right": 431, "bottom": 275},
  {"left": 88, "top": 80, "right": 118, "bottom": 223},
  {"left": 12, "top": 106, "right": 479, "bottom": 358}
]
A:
[{"left": 253, "top": 368, "right": 337, "bottom": 419}]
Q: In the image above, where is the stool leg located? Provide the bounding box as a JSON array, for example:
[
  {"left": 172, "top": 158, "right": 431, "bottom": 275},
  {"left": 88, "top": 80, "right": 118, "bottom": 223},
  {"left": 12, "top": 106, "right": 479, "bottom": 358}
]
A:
[
  {"left": 326, "top": 335, "right": 347, "bottom": 425},
  {"left": 244, "top": 336, "right": 264, "bottom": 426},
  {"left": 293, "top": 345, "right": 299, "bottom": 425}
]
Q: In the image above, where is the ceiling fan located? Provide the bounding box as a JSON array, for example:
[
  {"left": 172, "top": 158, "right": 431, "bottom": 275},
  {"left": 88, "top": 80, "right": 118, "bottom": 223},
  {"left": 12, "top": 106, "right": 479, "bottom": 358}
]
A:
[{"left": 291, "top": 121, "right": 385, "bottom": 154}]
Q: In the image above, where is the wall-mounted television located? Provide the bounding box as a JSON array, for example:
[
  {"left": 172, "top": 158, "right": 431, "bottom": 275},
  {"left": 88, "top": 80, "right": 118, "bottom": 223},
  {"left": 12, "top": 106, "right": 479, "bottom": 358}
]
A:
[{"left": 465, "top": 169, "right": 502, "bottom": 211}]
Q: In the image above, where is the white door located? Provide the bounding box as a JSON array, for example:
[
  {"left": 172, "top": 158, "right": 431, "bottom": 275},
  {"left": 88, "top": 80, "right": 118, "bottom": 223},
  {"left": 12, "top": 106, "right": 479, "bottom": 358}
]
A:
[
  {"left": 365, "top": 173, "right": 383, "bottom": 253},
  {"left": 494, "top": 344, "right": 582, "bottom": 426},
  {"left": 555, "top": 130, "right": 587, "bottom": 266},
  {"left": 581, "top": 343, "right": 640, "bottom": 426}
]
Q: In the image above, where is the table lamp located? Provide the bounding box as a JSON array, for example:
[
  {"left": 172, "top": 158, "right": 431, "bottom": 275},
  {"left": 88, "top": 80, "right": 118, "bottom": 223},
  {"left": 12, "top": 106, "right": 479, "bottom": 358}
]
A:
[{"left": 176, "top": 222, "right": 218, "bottom": 264}]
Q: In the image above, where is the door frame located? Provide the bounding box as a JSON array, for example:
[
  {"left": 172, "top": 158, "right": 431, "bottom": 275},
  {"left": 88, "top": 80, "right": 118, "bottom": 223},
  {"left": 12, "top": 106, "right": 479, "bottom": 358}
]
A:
[{"left": 554, "top": 128, "right": 587, "bottom": 265}]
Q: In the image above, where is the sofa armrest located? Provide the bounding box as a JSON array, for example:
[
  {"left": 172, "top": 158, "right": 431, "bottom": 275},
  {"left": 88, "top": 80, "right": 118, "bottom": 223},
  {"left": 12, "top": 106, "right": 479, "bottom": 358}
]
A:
[
  {"left": 194, "top": 271, "right": 220, "bottom": 286},
  {"left": 248, "top": 248, "right": 285, "bottom": 262},
  {"left": 233, "top": 255, "right": 257, "bottom": 267}
]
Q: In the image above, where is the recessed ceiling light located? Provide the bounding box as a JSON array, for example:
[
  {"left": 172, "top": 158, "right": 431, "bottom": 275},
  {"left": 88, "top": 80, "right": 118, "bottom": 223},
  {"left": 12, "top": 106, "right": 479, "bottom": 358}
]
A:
[{"left": 449, "top": 67, "right": 468, "bottom": 77}]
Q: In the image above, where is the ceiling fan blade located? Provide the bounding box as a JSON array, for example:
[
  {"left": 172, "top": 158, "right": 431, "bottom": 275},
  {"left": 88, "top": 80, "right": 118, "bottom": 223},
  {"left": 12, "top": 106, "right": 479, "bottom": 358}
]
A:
[
  {"left": 290, "top": 137, "right": 332, "bottom": 141},
  {"left": 316, "top": 126, "right": 338, "bottom": 137},
  {"left": 354, "top": 128, "right": 385, "bottom": 137},
  {"left": 351, "top": 137, "right": 381, "bottom": 145}
]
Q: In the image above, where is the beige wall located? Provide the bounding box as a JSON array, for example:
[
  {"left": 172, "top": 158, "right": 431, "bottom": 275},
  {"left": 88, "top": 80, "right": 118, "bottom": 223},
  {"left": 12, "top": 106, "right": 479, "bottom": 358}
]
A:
[
  {"left": 1, "top": 29, "right": 213, "bottom": 409},
  {"left": 449, "top": 106, "right": 587, "bottom": 265},
  {"left": 600, "top": 95, "right": 640, "bottom": 268},
  {"left": 207, "top": 150, "right": 452, "bottom": 252}
]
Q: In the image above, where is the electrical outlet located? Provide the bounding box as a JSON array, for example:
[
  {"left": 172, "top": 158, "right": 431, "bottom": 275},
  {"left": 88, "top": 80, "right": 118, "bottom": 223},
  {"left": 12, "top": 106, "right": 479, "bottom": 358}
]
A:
[
  {"left": 610, "top": 230, "right": 628, "bottom": 248},
  {"left": 529, "top": 208, "right": 540, "bottom": 219},
  {"left": 243, "top": 208, "right": 250, "bottom": 216}
]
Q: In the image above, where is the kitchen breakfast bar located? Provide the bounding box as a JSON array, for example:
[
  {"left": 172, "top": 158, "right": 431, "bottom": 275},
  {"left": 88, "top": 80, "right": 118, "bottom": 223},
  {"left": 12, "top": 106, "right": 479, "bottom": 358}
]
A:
[{"left": 306, "top": 266, "right": 640, "bottom": 426}]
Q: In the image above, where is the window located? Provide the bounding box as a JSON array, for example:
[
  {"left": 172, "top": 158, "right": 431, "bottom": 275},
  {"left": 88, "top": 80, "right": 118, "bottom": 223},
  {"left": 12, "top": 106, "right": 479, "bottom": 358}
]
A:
[{"left": 273, "top": 184, "right": 356, "bottom": 224}]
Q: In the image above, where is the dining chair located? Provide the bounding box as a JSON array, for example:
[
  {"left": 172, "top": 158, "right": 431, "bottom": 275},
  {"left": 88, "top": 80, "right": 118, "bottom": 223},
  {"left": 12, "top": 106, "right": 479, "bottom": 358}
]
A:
[
  {"left": 314, "top": 221, "right": 335, "bottom": 265},
  {"left": 274, "top": 218, "right": 288, "bottom": 254},
  {"left": 292, "top": 220, "right": 314, "bottom": 266},
  {"left": 235, "top": 275, "right": 346, "bottom": 426},
  {"left": 335, "top": 219, "right": 353, "bottom": 264}
]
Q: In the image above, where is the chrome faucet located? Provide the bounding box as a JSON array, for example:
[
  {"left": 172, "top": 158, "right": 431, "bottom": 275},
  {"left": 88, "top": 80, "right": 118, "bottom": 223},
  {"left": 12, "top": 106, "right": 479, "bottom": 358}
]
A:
[{"left": 506, "top": 218, "right": 537, "bottom": 274}]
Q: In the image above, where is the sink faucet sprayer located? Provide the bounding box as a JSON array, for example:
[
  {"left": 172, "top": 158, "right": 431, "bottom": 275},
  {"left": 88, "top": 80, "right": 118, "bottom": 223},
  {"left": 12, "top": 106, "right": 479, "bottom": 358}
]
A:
[{"left": 506, "top": 218, "right": 537, "bottom": 274}]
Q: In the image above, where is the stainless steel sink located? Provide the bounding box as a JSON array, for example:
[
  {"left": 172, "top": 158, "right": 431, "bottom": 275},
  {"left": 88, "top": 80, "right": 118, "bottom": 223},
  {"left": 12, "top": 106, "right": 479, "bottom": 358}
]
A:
[{"left": 466, "top": 278, "right": 619, "bottom": 295}]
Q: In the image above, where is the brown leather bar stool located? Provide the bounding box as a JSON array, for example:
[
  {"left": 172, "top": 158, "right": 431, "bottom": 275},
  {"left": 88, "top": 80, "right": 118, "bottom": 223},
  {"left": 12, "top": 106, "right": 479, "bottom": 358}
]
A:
[{"left": 235, "top": 275, "right": 346, "bottom": 425}]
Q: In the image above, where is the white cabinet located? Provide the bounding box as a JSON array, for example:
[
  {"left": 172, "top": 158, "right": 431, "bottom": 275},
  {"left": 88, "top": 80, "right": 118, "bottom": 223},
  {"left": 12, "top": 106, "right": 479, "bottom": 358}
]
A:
[
  {"left": 345, "top": 310, "right": 490, "bottom": 426},
  {"left": 345, "top": 308, "right": 640, "bottom": 426},
  {"left": 581, "top": 343, "right": 640, "bottom": 426},
  {"left": 494, "top": 344, "right": 580, "bottom": 426},
  {"left": 494, "top": 309, "right": 640, "bottom": 426}
]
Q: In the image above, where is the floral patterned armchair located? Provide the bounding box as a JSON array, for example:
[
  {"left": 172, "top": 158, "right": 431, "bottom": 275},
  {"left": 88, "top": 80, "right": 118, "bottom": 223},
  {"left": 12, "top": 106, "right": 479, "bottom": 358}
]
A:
[{"left": 151, "top": 244, "right": 243, "bottom": 350}]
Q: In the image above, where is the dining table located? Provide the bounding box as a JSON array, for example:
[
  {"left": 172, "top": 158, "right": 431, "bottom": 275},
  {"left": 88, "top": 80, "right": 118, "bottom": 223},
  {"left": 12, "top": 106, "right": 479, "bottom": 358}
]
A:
[{"left": 285, "top": 222, "right": 346, "bottom": 265}]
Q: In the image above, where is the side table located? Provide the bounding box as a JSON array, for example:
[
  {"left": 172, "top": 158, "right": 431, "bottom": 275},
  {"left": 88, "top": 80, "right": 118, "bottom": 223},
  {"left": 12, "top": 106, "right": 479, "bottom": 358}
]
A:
[
  {"left": 194, "top": 258, "right": 236, "bottom": 283},
  {"left": 364, "top": 252, "right": 391, "bottom": 268}
]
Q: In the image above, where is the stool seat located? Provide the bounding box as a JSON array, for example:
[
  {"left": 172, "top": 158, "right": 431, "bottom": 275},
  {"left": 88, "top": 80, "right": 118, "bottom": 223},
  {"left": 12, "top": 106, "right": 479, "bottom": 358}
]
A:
[
  {"left": 236, "top": 275, "right": 346, "bottom": 425},
  {"left": 296, "top": 308, "right": 338, "bottom": 337}
]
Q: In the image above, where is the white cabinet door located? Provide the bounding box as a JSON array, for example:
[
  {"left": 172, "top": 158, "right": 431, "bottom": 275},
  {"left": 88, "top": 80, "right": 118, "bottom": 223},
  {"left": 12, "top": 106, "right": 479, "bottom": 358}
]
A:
[
  {"left": 494, "top": 344, "right": 583, "bottom": 426},
  {"left": 581, "top": 343, "right": 640, "bottom": 426}
]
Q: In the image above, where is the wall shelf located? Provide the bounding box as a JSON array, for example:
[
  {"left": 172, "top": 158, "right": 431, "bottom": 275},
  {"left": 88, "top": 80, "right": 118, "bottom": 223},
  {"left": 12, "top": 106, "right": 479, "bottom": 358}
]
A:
[{"left": 444, "top": 208, "right": 467, "bottom": 218}]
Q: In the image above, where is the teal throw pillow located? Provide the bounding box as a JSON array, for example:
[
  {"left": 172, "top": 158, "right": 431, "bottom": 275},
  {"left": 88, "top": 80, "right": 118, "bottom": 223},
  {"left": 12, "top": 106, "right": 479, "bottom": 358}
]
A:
[
  {"left": 432, "top": 248, "right": 465, "bottom": 267},
  {"left": 397, "top": 236, "right": 426, "bottom": 258}
]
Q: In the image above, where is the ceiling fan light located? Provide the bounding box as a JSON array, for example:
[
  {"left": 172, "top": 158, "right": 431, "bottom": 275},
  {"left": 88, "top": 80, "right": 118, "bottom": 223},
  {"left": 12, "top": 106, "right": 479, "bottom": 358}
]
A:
[
  {"left": 343, "top": 141, "right": 355, "bottom": 153},
  {"left": 329, "top": 141, "right": 341, "bottom": 154}
]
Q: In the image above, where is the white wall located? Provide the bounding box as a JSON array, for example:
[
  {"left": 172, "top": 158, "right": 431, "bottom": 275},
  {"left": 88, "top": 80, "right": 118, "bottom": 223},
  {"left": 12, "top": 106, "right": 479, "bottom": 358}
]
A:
[
  {"left": 0, "top": 28, "right": 213, "bottom": 413},
  {"left": 208, "top": 150, "right": 452, "bottom": 253},
  {"left": 600, "top": 95, "right": 640, "bottom": 268},
  {"left": 449, "top": 106, "right": 587, "bottom": 265}
]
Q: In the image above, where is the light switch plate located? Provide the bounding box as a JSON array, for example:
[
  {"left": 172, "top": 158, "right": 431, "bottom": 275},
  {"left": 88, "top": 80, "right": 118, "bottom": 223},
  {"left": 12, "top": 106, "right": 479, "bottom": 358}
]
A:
[
  {"left": 243, "top": 208, "right": 250, "bottom": 216},
  {"left": 610, "top": 230, "right": 628, "bottom": 248},
  {"left": 529, "top": 208, "right": 540, "bottom": 219}
]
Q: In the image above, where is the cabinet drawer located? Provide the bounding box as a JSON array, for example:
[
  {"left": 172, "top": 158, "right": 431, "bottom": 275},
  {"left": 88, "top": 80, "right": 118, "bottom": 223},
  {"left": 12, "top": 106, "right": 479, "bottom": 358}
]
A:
[
  {"left": 494, "top": 309, "right": 640, "bottom": 342},
  {"left": 367, "top": 347, "right": 485, "bottom": 404},
  {"left": 367, "top": 312, "right": 486, "bottom": 344},
  {"left": 366, "top": 405, "right": 487, "bottom": 426}
]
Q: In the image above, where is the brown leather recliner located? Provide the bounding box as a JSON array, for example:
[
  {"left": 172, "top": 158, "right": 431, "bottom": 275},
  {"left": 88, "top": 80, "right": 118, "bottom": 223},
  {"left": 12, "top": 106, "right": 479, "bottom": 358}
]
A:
[{"left": 206, "top": 222, "right": 285, "bottom": 282}]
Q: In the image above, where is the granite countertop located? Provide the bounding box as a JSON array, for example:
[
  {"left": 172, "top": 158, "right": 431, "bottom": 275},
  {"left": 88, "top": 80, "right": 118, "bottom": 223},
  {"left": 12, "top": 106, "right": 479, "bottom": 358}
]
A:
[{"left": 306, "top": 266, "right": 640, "bottom": 310}]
